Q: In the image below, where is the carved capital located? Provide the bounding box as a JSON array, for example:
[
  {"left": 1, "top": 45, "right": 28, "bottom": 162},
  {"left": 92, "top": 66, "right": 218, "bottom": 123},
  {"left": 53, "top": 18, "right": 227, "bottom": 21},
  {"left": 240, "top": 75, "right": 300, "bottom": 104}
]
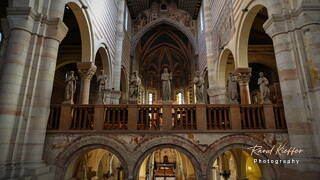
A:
[
  {"left": 77, "top": 62, "right": 97, "bottom": 80},
  {"left": 234, "top": 68, "right": 252, "bottom": 86}
]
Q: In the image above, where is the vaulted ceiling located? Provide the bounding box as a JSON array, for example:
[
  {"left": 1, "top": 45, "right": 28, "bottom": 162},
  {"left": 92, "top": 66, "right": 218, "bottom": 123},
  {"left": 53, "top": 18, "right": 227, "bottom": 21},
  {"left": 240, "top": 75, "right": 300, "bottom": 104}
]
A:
[
  {"left": 126, "top": 0, "right": 202, "bottom": 19},
  {"left": 137, "top": 24, "right": 193, "bottom": 89}
]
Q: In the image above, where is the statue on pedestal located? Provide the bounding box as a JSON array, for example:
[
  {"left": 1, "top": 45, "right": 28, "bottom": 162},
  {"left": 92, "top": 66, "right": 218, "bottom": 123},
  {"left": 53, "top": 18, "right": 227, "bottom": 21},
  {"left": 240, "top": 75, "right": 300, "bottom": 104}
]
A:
[
  {"left": 258, "top": 72, "right": 272, "bottom": 104},
  {"left": 193, "top": 71, "right": 205, "bottom": 104},
  {"left": 96, "top": 70, "right": 109, "bottom": 104},
  {"left": 63, "top": 71, "right": 77, "bottom": 104},
  {"left": 226, "top": 73, "right": 239, "bottom": 104},
  {"left": 161, "top": 68, "right": 172, "bottom": 102},
  {"left": 129, "top": 71, "right": 141, "bottom": 102}
]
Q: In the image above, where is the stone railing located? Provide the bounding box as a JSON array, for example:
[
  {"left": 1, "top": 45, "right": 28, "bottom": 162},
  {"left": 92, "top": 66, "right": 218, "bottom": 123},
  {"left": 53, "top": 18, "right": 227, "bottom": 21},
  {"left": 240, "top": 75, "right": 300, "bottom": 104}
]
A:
[{"left": 47, "top": 104, "right": 287, "bottom": 132}]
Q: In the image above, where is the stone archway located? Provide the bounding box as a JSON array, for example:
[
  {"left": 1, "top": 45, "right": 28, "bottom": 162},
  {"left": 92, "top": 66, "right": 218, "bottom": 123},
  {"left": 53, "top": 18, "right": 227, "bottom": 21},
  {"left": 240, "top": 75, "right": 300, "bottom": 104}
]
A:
[
  {"left": 205, "top": 135, "right": 279, "bottom": 180},
  {"left": 54, "top": 135, "right": 129, "bottom": 180},
  {"left": 65, "top": 1, "right": 93, "bottom": 62},
  {"left": 236, "top": 1, "right": 269, "bottom": 67},
  {"left": 217, "top": 48, "right": 236, "bottom": 89},
  {"left": 133, "top": 136, "right": 204, "bottom": 179}
]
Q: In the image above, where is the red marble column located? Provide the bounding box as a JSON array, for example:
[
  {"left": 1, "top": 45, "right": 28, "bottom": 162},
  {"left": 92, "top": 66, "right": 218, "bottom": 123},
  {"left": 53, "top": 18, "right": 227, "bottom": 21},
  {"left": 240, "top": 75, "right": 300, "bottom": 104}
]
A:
[
  {"left": 77, "top": 62, "right": 96, "bottom": 104},
  {"left": 235, "top": 68, "right": 252, "bottom": 104}
]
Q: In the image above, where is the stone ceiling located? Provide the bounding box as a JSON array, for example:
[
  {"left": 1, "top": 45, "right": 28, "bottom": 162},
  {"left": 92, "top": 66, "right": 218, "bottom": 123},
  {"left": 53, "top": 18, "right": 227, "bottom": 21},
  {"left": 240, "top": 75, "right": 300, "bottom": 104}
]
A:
[{"left": 126, "top": 0, "right": 202, "bottom": 19}]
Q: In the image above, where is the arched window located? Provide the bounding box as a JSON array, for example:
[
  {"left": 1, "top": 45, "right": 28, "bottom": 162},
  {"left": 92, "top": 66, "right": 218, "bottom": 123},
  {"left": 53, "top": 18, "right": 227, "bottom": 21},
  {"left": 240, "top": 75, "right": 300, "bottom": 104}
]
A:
[{"left": 148, "top": 93, "right": 153, "bottom": 104}]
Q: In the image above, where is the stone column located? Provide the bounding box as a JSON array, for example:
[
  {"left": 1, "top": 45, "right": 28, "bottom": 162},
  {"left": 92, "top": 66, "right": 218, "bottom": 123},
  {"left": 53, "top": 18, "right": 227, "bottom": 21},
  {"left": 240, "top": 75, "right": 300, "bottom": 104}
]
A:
[
  {"left": 0, "top": 20, "right": 33, "bottom": 165},
  {"left": 77, "top": 62, "right": 96, "bottom": 104},
  {"left": 203, "top": 0, "right": 220, "bottom": 104},
  {"left": 234, "top": 68, "right": 252, "bottom": 104},
  {"left": 112, "top": 0, "right": 125, "bottom": 104},
  {"left": 264, "top": 9, "right": 320, "bottom": 172},
  {"left": 0, "top": 7, "right": 67, "bottom": 178}
]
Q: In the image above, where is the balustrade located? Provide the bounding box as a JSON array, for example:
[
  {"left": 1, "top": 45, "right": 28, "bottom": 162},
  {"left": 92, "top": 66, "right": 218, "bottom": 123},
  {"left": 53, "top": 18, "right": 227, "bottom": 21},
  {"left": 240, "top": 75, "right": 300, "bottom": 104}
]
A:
[
  {"left": 172, "top": 105, "right": 197, "bottom": 130},
  {"left": 207, "top": 105, "right": 231, "bottom": 130},
  {"left": 47, "top": 104, "right": 287, "bottom": 132},
  {"left": 240, "top": 105, "right": 265, "bottom": 129},
  {"left": 138, "top": 105, "right": 162, "bottom": 130}
]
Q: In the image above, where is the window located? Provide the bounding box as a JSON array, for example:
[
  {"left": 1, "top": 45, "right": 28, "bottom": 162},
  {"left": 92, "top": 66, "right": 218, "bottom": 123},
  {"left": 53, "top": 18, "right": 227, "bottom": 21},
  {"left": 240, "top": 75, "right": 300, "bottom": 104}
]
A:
[
  {"left": 200, "top": 6, "right": 205, "bottom": 31},
  {"left": 148, "top": 93, "right": 153, "bottom": 104},
  {"left": 177, "top": 92, "right": 183, "bottom": 104}
]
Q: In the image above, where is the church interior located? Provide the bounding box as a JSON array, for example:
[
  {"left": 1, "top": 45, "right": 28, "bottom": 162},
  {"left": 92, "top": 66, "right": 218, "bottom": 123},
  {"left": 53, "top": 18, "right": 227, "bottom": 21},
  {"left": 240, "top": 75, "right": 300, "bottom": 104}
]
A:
[{"left": 0, "top": 0, "right": 320, "bottom": 179}]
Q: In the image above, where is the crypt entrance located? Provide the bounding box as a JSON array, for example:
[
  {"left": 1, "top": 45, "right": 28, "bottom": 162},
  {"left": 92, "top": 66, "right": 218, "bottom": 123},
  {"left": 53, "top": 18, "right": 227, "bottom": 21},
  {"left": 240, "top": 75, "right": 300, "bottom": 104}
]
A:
[{"left": 132, "top": 23, "right": 196, "bottom": 104}]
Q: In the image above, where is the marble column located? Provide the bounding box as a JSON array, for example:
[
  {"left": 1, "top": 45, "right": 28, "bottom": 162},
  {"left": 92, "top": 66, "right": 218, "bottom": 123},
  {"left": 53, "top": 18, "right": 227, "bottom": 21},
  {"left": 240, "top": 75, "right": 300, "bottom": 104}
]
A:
[
  {"left": 235, "top": 68, "right": 252, "bottom": 104},
  {"left": 77, "top": 62, "right": 96, "bottom": 104}
]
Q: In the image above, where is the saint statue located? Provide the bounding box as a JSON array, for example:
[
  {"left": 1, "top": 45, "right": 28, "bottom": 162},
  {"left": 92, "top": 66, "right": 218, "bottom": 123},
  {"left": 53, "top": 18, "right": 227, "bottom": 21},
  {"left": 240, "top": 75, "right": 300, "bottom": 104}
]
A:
[
  {"left": 161, "top": 68, "right": 172, "bottom": 102},
  {"left": 258, "top": 72, "right": 272, "bottom": 104},
  {"left": 226, "top": 73, "right": 239, "bottom": 104},
  {"left": 63, "top": 71, "right": 77, "bottom": 104},
  {"left": 193, "top": 71, "right": 205, "bottom": 104},
  {"left": 96, "top": 70, "right": 109, "bottom": 104},
  {"left": 129, "top": 71, "right": 141, "bottom": 101}
]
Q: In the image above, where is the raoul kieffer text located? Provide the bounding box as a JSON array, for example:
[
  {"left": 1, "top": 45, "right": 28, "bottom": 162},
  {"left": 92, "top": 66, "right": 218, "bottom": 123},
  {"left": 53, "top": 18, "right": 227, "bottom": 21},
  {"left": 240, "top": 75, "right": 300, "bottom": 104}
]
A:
[{"left": 248, "top": 144, "right": 303, "bottom": 156}]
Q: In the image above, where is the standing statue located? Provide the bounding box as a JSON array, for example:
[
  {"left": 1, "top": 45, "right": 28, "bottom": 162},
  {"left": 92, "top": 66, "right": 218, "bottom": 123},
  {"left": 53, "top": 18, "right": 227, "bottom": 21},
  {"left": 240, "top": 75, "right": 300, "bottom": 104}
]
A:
[
  {"left": 193, "top": 71, "right": 205, "bottom": 104},
  {"left": 129, "top": 71, "right": 141, "bottom": 101},
  {"left": 96, "top": 70, "right": 109, "bottom": 104},
  {"left": 258, "top": 72, "right": 272, "bottom": 104},
  {"left": 63, "top": 71, "right": 77, "bottom": 104},
  {"left": 161, "top": 68, "right": 172, "bottom": 102},
  {"left": 226, "top": 73, "right": 239, "bottom": 104}
]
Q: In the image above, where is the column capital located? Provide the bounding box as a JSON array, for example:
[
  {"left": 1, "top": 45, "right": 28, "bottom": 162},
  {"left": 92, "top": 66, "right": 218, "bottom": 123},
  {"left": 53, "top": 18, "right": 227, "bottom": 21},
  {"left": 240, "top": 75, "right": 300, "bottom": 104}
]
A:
[
  {"left": 45, "top": 18, "right": 68, "bottom": 43},
  {"left": 234, "top": 68, "right": 252, "bottom": 85},
  {"left": 77, "top": 62, "right": 97, "bottom": 80},
  {"left": 264, "top": 4, "right": 320, "bottom": 38}
]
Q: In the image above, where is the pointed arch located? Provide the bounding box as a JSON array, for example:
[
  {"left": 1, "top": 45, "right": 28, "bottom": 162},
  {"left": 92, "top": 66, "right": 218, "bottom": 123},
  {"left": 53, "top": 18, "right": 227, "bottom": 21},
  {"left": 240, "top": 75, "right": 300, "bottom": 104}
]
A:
[{"left": 131, "top": 18, "right": 197, "bottom": 55}]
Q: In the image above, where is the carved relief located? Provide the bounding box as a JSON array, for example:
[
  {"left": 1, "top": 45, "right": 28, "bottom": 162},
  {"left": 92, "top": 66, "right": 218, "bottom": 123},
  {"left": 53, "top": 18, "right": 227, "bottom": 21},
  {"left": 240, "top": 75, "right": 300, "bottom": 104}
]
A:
[{"left": 134, "top": 1, "right": 195, "bottom": 34}]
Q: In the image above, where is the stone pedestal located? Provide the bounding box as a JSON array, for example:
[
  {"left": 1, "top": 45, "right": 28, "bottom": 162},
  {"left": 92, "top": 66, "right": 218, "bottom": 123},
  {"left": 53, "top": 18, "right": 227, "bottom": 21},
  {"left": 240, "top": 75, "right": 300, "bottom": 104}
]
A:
[
  {"left": 235, "top": 68, "right": 252, "bottom": 104},
  {"left": 77, "top": 62, "right": 96, "bottom": 104},
  {"left": 207, "top": 87, "right": 227, "bottom": 104}
]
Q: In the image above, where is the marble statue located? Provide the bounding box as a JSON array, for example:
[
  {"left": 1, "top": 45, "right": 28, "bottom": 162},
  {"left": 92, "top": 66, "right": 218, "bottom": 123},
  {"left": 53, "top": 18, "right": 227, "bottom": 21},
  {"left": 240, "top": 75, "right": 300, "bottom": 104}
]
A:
[
  {"left": 129, "top": 71, "right": 141, "bottom": 100},
  {"left": 258, "top": 72, "right": 272, "bottom": 104},
  {"left": 161, "top": 68, "right": 172, "bottom": 102},
  {"left": 193, "top": 71, "right": 205, "bottom": 104},
  {"left": 63, "top": 71, "right": 77, "bottom": 104},
  {"left": 96, "top": 70, "right": 109, "bottom": 104},
  {"left": 226, "top": 73, "right": 239, "bottom": 104}
]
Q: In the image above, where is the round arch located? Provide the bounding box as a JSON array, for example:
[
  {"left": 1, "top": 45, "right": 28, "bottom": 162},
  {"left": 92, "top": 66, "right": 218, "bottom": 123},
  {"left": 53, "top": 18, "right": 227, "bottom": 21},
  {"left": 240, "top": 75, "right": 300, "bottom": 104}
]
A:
[
  {"left": 133, "top": 136, "right": 204, "bottom": 179},
  {"left": 54, "top": 135, "right": 129, "bottom": 180},
  {"left": 217, "top": 48, "right": 236, "bottom": 88},
  {"left": 134, "top": 144, "right": 202, "bottom": 180},
  {"left": 205, "top": 135, "right": 279, "bottom": 180},
  {"left": 65, "top": 1, "right": 93, "bottom": 62},
  {"left": 131, "top": 18, "right": 197, "bottom": 55},
  {"left": 94, "top": 44, "right": 113, "bottom": 84},
  {"left": 236, "top": 1, "right": 269, "bottom": 67}
]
